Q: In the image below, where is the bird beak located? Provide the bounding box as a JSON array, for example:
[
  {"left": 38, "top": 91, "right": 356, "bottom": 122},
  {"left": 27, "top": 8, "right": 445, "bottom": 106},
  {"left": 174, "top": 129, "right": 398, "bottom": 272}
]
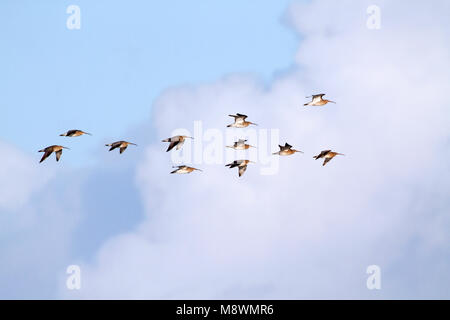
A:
[
  {"left": 249, "top": 161, "right": 256, "bottom": 164},
  {"left": 84, "top": 132, "right": 92, "bottom": 136},
  {"left": 328, "top": 100, "right": 336, "bottom": 104},
  {"left": 59, "top": 134, "right": 64, "bottom": 136},
  {"left": 130, "top": 143, "right": 138, "bottom": 146},
  {"left": 249, "top": 145, "right": 256, "bottom": 148},
  {"left": 196, "top": 169, "right": 203, "bottom": 172},
  {"left": 63, "top": 147, "right": 70, "bottom": 150},
  {"left": 295, "top": 150, "right": 304, "bottom": 153},
  {"left": 250, "top": 122, "right": 258, "bottom": 126}
]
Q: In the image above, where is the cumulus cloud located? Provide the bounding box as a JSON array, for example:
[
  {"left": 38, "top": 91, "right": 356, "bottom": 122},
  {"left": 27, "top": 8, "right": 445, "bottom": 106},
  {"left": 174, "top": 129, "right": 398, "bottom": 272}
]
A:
[{"left": 57, "top": 0, "right": 450, "bottom": 299}]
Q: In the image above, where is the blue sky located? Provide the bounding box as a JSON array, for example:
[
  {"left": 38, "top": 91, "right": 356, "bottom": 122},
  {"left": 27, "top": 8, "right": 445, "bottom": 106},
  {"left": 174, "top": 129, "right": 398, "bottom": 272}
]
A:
[
  {"left": 1, "top": 0, "right": 450, "bottom": 300},
  {"left": 1, "top": 0, "right": 296, "bottom": 165}
]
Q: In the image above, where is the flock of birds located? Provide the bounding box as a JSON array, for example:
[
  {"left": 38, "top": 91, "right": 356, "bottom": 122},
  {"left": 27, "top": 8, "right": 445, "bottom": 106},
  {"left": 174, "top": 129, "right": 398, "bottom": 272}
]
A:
[{"left": 38, "top": 94, "right": 344, "bottom": 177}]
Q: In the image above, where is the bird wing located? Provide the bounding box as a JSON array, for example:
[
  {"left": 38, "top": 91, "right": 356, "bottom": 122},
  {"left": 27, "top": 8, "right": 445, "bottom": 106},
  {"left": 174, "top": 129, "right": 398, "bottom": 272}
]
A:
[
  {"left": 312, "top": 94, "right": 325, "bottom": 103},
  {"left": 119, "top": 145, "right": 128, "bottom": 154},
  {"left": 285, "top": 143, "right": 292, "bottom": 149},
  {"left": 238, "top": 165, "right": 248, "bottom": 177},
  {"left": 108, "top": 141, "right": 122, "bottom": 151},
  {"left": 167, "top": 140, "right": 180, "bottom": 152},
  {"left": 40, "top": 150, "right": 52, "bottom": 163},
  {"left": 315, "top": 150, "right": 331, "bottom": 159},
  {"left": 323, "top": 157, "right": 332, "bottom": 166},
  {"left": 175, "top": 139, "right": 186, "bottom": 150},
  {"left": 55, "top": 150, "right": 62, "bottom": 161},
  {"left": 66, "top": 130, "right": 77, "bottom": 136},
  {"left": 232, "top": 113, "right": 247, "bottom": 123},
  {"left": 226, "top": 161, "right": 240, "bottom": 168}
]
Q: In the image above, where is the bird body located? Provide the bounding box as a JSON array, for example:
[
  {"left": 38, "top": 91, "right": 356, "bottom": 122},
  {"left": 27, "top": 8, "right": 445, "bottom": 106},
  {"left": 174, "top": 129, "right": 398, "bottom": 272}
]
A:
[
  {"left": 304, "top": 94, "right": 335, "bottom": 106},
  {"left": 226, "top": 139, "right": 255, "bottom": 150},
  {"left": 60, "top": 129, "right": 91, "bottom": 137},
  {"left": 227, "top": 114, "right": 257, "bottom": 128},
  {"left": 38, "top": 145, "right": 69, "bottom": 163},
  {"left": 272, "top": 143, "right": 303, "bottom": 156},
  {"left": 170, "top": 165, "right": 202, "bottom": 174},
  {"left": 225, "top": 159, "right": 254, "bottom": 177},
  {"left": 105, "top": 141, "right": 137, "bottom": 154},
  {"left": 313, "top": 150, "right": 344, "bottom": 166},
  {"left": 162, "top": 135, "right": 193, "bottom": 152}
]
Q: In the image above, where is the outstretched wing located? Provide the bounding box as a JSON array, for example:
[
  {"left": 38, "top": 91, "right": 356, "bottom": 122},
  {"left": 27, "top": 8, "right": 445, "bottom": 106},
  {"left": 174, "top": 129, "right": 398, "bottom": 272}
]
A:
[
  {"left": 312, "top": 94, "right": 325, "bottom": 103},
  {"left": 109, "top": 141, "right": 121, "bottom": 151},
  {"left": 119, "top": 145, "right": 128, "bottom": 154},
  {"left": 175, "top": 139, "right": 185, "bottom": 150},
  {"left": 315, "top": 150, "right": 331, "bottom": 159},
  {"left": 238, "top": 165, "right": 248, "bottom": 177},
  {"left": 40, "top": 150, "right": 52, "bottom": 163},
  {"left": 66, "top": 130, "right": 77, "bottom": 136},
  {"left": 55, "top": 150, "right": 62, "bottom": 161},
  {"left": 167, "top": 140, "right": 180, "bottom": 152},
  {"left": 285, "top": 143, "right": 292, "bottom": 149},
  {"left": 323, "top": 157, "right": 332, "bottom": 166}
]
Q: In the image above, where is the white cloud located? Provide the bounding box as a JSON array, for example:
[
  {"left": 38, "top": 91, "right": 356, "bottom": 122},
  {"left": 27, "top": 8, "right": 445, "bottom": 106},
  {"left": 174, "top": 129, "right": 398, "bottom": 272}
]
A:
[{"left": 62, "top": 0, "right": 450, "bottom": 299}]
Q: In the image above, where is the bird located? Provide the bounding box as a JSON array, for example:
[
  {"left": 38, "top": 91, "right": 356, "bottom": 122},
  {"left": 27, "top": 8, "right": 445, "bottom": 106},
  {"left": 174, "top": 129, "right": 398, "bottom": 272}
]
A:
[
  {"left": 225, "top": 160, "right": 255, "bottom": 177},
  {"left": 313, "top": 150, "right": 344, "bottom": 166},
  {"left": 162, "top": 135, "right": 193, "bottom": 152},
  {"left": 105, "top": 141, "right": 137, "bottom": 154},
  {"left": 59, "top": 129, "right": 92, "bottom": 137},
  {"left": 304, "top": 94, "right": 336, "bottom": 106},
  {"left": 226, "top": 139, "right": 255, "bottom": 150},
  {"left": 38, "top": 145, "right": 70, "bottom": 163},
  {"left": 170, "top": 165, "right": 202, "bottom": 174},
  {"left": 227, "top": 114, "right": 257, "bottom": 128},
  {"left": 272, "top": 143, "right": 303, "bottom": 156}
]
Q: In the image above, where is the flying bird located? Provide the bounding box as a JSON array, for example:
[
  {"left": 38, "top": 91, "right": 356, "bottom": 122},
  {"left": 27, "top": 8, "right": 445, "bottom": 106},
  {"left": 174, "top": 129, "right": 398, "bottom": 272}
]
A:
[
  {"left": 227, "top": 114, "right": 257, "bottom": 128},
  {"left": 38, "top": 145, "right": 70, "bottom": 163},
  {"left": 272, "top": 143, "right": 303, "bottom": 156},
  {"left": 226, "top": 139, "right": 255, "bottom": 150},
  {"left": 225, "top": 159, "right": 255, "bottom": 177},
  {"left": 170, "top": 165, "right": 202, "bottom": 174},
  {"left": 162, "top": 135, "right": 193, "bottom": 152},
  {"left": 304, "top": 94, "right": 336, "bottom": 106},
  {"left": 60, "top": 129, "right": 92, "bottom": 137},
  {"left": 105, "top": 141, "right": 137, "bottom": 154},
  {"left": 313, "top": 150, "right": 344, "bottom": 166}
]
